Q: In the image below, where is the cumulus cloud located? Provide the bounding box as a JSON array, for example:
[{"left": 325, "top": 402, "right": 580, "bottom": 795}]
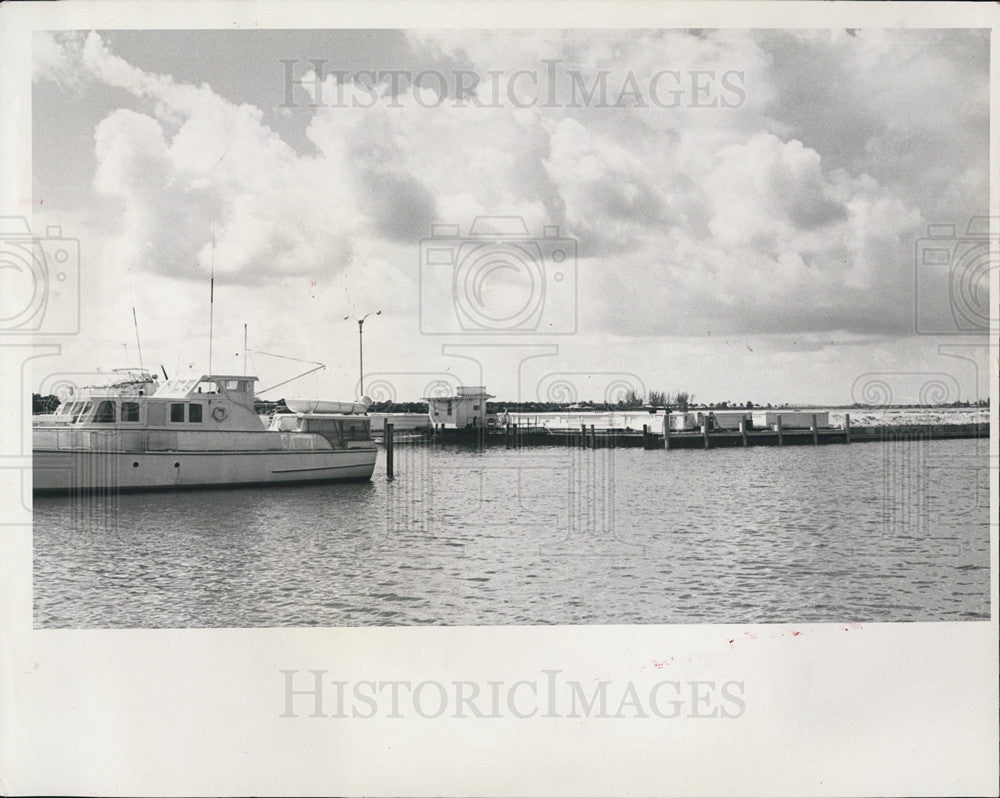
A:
[
  {"left": 406, "top": 27, "right": 986, "bottom": 339},
  {"left": 34, "top": 27, "right": 988, "bottom": 352},
  {"left": 40, "top": 32, "right": 363, "bottom": 288}
]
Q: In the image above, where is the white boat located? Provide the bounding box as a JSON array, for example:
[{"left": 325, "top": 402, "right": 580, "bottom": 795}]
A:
[
  {"left": 33, "top": 372, "right": 377, "bottom": 494},
  {"left": 285, "top": 397, "right": 371, "bottom": 415}
]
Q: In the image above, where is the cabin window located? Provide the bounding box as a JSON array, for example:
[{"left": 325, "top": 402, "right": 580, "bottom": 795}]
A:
[
  {"left": 473, "top": 404, "right": 480, "bottom": 411},
  {"left": 340, "top": 419, "right": 370, "bottom": 441},
  {"left": 93, "top": 400, "right": 116, "bottom": 423},
  {"left": 121, "top": 402, "right": 140, "bottom": 422},
  {"left": 188, "top": 404, "right": 203, "bottom": 423},
  {"left": 72, "top": 401, "right": 93, "bottom": 424},
  {"left": 170, "top": 403, "right": 185, "bottom": 422},
  {"left": 446, "top": 400, "right": 453, "bottom": 415},
  {"left": 147, "top": 403, "right": 166, "bottom": 425}
]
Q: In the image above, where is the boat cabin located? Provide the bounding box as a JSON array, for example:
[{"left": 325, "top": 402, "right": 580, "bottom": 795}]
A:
[
  {"left": 268, "top": 413, "right": 373, "bottom": 447},
  {"left": 48, "top": 374, "right": 263, "bottom": 431}
]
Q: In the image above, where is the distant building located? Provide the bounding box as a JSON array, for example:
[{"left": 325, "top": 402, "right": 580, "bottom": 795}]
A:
[
  {"left": 423, "top": 386, "right": 494, "bottom": 429},
  {"left": 764, "top": 411, "right": 830, "bottom": 429}
]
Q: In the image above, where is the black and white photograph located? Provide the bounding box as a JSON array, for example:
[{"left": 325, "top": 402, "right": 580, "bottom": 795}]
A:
[{"left": 1, "top": 1, "right": 997, "bottom": 795}]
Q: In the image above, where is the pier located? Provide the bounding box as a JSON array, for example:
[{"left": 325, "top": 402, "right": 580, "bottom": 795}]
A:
[
  {"left": 395, "top": 418, "right": 987, "bottom": 450},
  {"left": 373, "top": 393, "right": 987, "bottom": 453}
]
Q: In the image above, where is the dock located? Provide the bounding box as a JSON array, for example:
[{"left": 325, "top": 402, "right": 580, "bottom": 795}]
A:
[{"left": 391, "top": 419, "right": 987, "bottom": 450}]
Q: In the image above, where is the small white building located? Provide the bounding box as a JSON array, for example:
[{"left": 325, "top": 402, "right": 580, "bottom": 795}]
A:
[
  {"left": 424, "top": 386, "right": 494, "bottom": 429},
  {"left": 703, "top": 411, "right": 753, "bottom": 430},
  {"left": 667, "top": 412, "right": 700, "bottom": 431},
  {"left": 764, "top": 411, "right": 830, "bottom": 429}
]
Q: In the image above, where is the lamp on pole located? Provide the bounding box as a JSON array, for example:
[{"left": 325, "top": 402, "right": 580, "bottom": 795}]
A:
[{"left": 343, "top": 310, "right": 381, "bottom": 396}]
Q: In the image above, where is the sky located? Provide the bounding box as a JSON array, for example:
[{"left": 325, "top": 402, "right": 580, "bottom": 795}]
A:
[{"left": 28, "top": 28, "right": 991, "bottom": 405}]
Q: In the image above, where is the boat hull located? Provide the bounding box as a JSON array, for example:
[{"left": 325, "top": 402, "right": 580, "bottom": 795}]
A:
[{"left": 33, "top": 447, "right": 377, "bottom": 494}]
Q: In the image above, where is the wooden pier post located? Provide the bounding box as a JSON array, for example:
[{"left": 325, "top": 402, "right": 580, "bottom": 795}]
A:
[
  {"left": 581, "top": 423, "right": 588, "bottom": 448},
  {"left": 663, "top": 410, "right": 671, "bottom": 450},
  {"left": 739, "top": 416, "right": 748, "bottom": 447},
  {"left": 811, "top": 414, "right": 819, "bottom": 446},
  {"left": 590, "top": 424, "right": 597, "bottom": 449},
  {"left": 776, "top": 416, "right": 784, "bottom": 446},
  {"left": 701, "top": 419, "right": 710, "bottom": 449},
  {"left": 844, "top": 413, "right": 851, "bottom": 444},
  {"left": 385, "top": 422, "right": 394, "bottom": 480}
]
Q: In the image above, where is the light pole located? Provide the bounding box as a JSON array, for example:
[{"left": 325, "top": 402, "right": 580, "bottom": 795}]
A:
[{"left": 343, "top": 310, "right": 381, "bottom": 396}]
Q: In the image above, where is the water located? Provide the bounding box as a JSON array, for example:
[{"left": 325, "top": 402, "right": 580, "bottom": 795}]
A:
[{"left": 33, "top": 438, "right": 990, "bottom": 627}]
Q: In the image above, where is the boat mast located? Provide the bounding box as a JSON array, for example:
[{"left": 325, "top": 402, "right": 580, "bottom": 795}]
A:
[
  {"left": 243, "top": 323, "right": 248, "bottom": 376},
  {"left": 130, "top": 285, "right": 145, "bottom": 370},
  {"left": 208, "top": 228, "right": 215, "bottom": 374}
]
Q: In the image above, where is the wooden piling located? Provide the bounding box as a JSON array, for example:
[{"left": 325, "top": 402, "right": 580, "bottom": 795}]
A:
[
  {"left": 739, "top": 416, "right": 748, "bottom": 447},
  {"left": 811, "top": 414, "right": 818, "bottom": 446},
  {"left": 581, "top": 423, "right": 588, "bottom": 448},
  {"left": 663, "top": 410, "right": 671, "bottom": 450},
  {"left": 701, "top": 420, "right": 710, "bottom": 449},
  {"left": 776, "top": 416, "right": 783, "bottom": 446},
  {"left": 844, "top": 413, "right": 851, "bottom": 444},
  {"left": 642, "top": 424, "right": 649, "bottom": 449},
  {"left": 590, "top": 424, "right": 597, "bottom": 449},
  {"left": 385, "top": 422, "right": 394, "bottom": 480}
]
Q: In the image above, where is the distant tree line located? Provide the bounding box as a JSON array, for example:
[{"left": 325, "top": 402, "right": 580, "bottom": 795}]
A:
[
  {"left": 850, "top": 398, "right": 988, "bottom": 409},
  {"left": 33, "top": 394, "right": 61, "bottom": 414}
]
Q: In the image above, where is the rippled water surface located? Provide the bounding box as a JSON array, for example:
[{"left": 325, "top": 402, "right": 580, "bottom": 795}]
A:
[{"left": 34, "top": 438, "right": 990, "bottom": 627}]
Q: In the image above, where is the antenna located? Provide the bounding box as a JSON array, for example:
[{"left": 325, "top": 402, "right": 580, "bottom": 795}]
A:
[
  {"left": 208, "top": 228, "right": 215, "bottom": 374},
  {"left": 130, "top": 284, "right": 145, "bottom": 369},
  {"left": 243, "top": 323, "right": 248, "bottom": 376}
]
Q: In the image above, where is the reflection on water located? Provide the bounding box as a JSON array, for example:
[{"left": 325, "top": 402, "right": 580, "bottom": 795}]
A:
[{"left": 33, "top": 438, "right": 990, "bottom": 627}]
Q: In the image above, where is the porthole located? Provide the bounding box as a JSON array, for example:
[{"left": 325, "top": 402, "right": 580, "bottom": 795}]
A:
[
  {"left": 174, "top": 462, "right": 180, "bottom": 468},
  {"left": 132, "top": 461, "right": 139, "bottom": 468}
]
